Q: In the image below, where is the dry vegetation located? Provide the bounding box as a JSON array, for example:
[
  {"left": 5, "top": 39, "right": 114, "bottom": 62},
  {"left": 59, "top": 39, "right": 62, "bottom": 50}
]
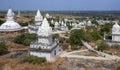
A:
[
  {"left": 0, "top": 33, "right": 27, "bottom": 51},
  {"left": 0, "top": 57, "right": 66, "bottom": 70},
  {"left": 0, "top": 58, "right": 54, "bottom": 70},
  {"left": 0, "top": 33, "right": 21, "bottom": 38},
  {"left": 6, "top": 42, "right": 28, "bottom": 51}
]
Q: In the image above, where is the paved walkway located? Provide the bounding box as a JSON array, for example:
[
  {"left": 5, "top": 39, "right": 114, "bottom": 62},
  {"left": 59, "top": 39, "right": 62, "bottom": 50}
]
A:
[
  {"left": 82, "top": 41, "right": 120, "bottom": 60},
  {"left": 60, "top": 41, "right": 120, "bottom": 60},
  {"left": 60, "top": 50, "right": 112, "bottom": 60}
]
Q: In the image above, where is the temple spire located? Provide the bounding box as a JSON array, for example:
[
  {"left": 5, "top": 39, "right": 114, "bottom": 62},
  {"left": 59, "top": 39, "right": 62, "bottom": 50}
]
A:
[
  {"left": 35, "top": 10, "right": 43, "bottom": 21},
  {"left": 41, "top": 18, "right": 49, "bottom": 27},
  {"left": 7, "top": 8, "right": 14, "bottom": 21}
]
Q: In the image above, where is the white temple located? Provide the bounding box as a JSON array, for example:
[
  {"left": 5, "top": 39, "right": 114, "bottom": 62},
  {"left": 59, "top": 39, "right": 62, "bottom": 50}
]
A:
[
  {"left": 54, "top": 21, "right": 60, "bottom": 31},
  {"left": 112, "top": 22, "right": 120, "bottom": 42},
  {"left": 51, "top": 20, "right": 54, "bottom": 24},
  {"left": 86, "top": 20, "right": 92, "bottom": 26},
  {"left": 60, "top": 21, "right": 68, "bottom": 31},
  {"left": 105, "top": 22, "right": 120, "bottom": 45},
  {"left": 28, "top": 10, "right": 43, "bottom": 34},
  {"left": 0, "top": 9, "right": 22, "bottom": 32},
  {"left": 29, "top": 18, "right": 60, "bottom": 61},
  {"left": 46, "top": 13, "right": 50, "bottom": 18}
]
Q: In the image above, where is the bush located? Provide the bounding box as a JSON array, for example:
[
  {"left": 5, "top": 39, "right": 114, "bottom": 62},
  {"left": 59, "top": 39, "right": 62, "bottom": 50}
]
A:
[
  {"left": 0, "top": 42, "right": 8, "bottom": 55},
  {"left": 14, "top": 33, "right": 37, "bottom": 46},
  {"left": 0, "top": 20, "right": 4, "bottom": 25},
  {"left": 97, "top": 41, "right": 109, "bottom": 52},
  {"left": 117, "top": 67, "right": 120, "bottom": 70},
  {"left": 71, "top": 45, "right": 80, "bottom": 50},
  {"left": 91, "top": 30, "right": 101, "bottom": 41},
  {"left": 23, "top": 55, "right": 46, "bottom": 64},
  {"left": 19, "top": 22, "right": 28, "bottom": 26},
  {"left": 112, "top": 44, "right": 120, "bottom": 49}
]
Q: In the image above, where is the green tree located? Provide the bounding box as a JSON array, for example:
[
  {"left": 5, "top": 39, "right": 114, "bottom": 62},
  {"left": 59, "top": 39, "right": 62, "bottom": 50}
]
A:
[
  {"left": 100, "top": 24, "right": 112, "bottom": 36},
  {"left": 69, "top": 29, "right": 84, "bottom": 46}
]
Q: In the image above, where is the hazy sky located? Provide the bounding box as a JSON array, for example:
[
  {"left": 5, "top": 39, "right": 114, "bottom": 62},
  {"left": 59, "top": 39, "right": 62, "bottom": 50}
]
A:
[{"left": 0, "top": 0, "right": 120, "bottom": 11}]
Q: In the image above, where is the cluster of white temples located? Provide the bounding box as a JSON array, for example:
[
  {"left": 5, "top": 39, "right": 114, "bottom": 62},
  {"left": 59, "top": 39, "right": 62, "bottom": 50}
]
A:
[{"left": 2, "top": 8, "right": 120, "bottom": 61}]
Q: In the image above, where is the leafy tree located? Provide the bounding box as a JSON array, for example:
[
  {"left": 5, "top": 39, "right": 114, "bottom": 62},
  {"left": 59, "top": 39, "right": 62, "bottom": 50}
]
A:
[
  {"left": 69, "top": 29, "right": 84, "bottom": 46},
  {"left": 0, "top": 42, "right": 8, "bottom": 55},
  {"left": 100, "top": 24, "right": 112, "bottom": 36}
]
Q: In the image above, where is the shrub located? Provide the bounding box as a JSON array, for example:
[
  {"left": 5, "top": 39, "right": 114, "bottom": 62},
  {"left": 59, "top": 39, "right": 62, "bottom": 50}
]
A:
[
  {"left": 71, "top": 45, "right": 80, "bottom": 50},
  {"left": 0, "top": 42, "right": 8, "bottom": 55},
  {"left": 14, "top": 33, "right": 37, "bottom": 46},
  {"left": 19, "top": 22, "right": 28, "bottom": 26},
  {"left": 117, "top": 66, "right": 120, "bottom": 70},
  {"left": 23, "top": 55, "right": 46, "bottom": 64},
  {"left": 97, "top": 41, "right": 109, "bottom": 52},
  {"left": 112, "top": 44, "right": 120, "bottom": 49},
  {"left": 90, "top": 30, "right": 101, "bottom": 41},
  {"left": 0, "top": 20, "right": 4, "bottom": 25}
]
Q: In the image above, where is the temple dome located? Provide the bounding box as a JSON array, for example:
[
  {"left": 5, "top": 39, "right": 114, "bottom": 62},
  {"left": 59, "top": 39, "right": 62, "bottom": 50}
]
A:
[
  {"left": 37, "top": 18, "right": 52, "bottom": 36},
  {"left": 0, "top": 21, "right": 21, "bottom": 30},
  {"left": 0, "top": 8, "right": 22, "bottom": 31}
]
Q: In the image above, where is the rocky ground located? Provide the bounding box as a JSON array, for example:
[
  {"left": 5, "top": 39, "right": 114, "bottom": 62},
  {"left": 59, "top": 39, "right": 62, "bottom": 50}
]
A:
[{"left": 57, "top": 58, "right": 120, "bottom": 70}]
